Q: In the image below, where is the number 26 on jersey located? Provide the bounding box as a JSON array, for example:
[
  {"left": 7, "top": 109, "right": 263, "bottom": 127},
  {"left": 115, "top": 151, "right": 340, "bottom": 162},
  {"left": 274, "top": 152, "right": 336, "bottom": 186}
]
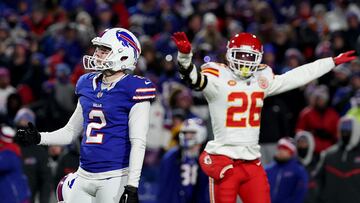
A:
[{"left": 226, "top": 92, "right": 264, "bottom": 127}]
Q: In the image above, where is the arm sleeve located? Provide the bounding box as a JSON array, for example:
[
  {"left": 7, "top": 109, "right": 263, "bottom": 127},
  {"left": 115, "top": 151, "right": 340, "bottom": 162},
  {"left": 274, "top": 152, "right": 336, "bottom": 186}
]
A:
[
  {"left": 39, "top": 101, "right": 84, "bottom": 145},
  {"left": 127, "top": 101, "right": 150, "bottom": 187},
  {"left": 267, "top": 58, "right": 335, "bottom": 97},
  {"left": 180, "top": 64, "right": 219, "bottom": 101}
]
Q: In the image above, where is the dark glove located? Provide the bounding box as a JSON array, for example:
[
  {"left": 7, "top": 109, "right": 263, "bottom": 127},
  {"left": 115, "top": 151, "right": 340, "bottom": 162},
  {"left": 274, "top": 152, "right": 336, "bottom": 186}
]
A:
[
  {"left": 14, "top": 122, "right": 41, "bottom": 146},
  {"left": 333, "top": 50, "right": 357, "bottom": 65},
  {"left": 119, "top": 185, "right": 138, "bottom": 203}
]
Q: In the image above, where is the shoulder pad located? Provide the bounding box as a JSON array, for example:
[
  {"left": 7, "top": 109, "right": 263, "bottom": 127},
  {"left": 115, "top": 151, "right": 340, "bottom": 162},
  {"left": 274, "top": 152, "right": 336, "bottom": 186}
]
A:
[
  {"left": 200, "top": 62, "right": 226, "bottom": 70},
  {"left": 257, "top": 64, "right": 270, "bottom": 71},
  {"left": 255, "top": 64, "right": 274, "bottom": 81},
  {"left": 200, "top": 62, "right": 226, "bottom": 77}
]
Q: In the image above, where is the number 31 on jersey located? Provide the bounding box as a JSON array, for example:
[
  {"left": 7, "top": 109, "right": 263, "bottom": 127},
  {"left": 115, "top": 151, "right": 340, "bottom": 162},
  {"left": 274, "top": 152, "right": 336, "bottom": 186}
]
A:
[{"left": 226, "top": 92, "right": 264, "bottom": 127}]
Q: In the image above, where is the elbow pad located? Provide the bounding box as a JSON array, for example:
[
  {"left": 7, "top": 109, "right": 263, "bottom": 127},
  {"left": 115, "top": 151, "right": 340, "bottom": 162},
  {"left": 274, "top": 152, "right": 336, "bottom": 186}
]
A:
[{"left": 179, "top": 63, "right": 208, "bottom": 91}]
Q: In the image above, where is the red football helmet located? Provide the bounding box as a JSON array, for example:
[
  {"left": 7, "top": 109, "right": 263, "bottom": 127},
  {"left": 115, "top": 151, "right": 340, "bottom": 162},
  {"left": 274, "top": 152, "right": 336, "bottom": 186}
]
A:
[{"left": 226, "top": 33, "right": 263, "bottom": 78}]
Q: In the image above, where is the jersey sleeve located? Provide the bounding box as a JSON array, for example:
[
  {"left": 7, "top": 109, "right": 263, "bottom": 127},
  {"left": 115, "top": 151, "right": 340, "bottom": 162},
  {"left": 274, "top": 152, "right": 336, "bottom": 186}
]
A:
[
  {"left": 130, "top": 76, "right": 156, "bottom": 103},
  {"left": 75, "top": 73, "right": 92, "bottom": 96},
  {"left": 199, "top": 62, "right": 221, "bottom": 101},
  {"left": 265, "top": 58, "right": 335, "bottom": 97},
  {"left": 40, "top": 101, "right": 84, "bottom": 145}
]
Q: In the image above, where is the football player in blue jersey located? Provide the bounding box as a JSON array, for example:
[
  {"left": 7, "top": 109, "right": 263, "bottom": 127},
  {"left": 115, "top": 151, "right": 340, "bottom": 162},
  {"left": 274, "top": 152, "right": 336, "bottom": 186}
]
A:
[
  {"left": 157, "top": 118, "right": 210, "bottom": 203},
  {"left": 14, "top": 28, "right": 156, "bottom": 203}
]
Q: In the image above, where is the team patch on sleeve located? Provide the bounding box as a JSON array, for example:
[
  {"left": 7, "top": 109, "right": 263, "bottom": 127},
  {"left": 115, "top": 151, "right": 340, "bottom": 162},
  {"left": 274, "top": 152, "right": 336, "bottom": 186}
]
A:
[{"left": 201, "top": 67, "right": 219, "bottom": 77}]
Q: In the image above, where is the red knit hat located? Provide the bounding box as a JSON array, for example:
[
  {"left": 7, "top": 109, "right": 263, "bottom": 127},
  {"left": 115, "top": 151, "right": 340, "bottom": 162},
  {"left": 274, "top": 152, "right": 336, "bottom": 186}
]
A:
[
  {"left": 0, "top": 126, "right": 16, "bottom": 143},
  {"left": 277, "top": 137, "right": 297, "bottom": 156}
]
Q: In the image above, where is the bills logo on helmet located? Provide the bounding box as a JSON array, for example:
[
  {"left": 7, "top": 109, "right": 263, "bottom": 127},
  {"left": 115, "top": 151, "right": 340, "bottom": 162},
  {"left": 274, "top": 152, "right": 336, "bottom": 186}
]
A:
[{"left": 116, "top": 30, "right": 140, "bottom": 59}]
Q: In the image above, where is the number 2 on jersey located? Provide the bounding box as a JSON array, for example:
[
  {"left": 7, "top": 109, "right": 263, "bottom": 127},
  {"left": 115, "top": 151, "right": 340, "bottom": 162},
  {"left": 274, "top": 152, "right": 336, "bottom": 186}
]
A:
[
  {"left": 226, "top": 92, "right": 264, "bottom": 127},
  {"left": 85, "top": 109, "right": 106, "bottom": 144}
]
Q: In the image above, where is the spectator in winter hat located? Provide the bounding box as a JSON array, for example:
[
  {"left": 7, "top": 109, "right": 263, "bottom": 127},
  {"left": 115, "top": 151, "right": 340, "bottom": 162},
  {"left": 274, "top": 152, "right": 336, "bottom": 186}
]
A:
[
  {"left": 0, "top": 125, "right": 31, "bottom": 203},
  {"left": 14, "top": 107, "right": 36, "bottom": 128},
  {"left": 297, "top": 85, "right": 340, "bottom": 155},
  {"left": 266, "top": 137, "right": 308, "bottom": 203},
  {"left": 13, "top": 107, "right": 53, "bottom": 203}
]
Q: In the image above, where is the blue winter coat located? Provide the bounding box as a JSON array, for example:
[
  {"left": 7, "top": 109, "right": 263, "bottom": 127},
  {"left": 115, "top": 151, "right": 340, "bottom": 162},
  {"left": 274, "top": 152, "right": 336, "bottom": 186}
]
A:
[
  {"left": 265, "top": 158, "right": 308, "bottom": 203},
  {"left": 0, "top": 150, "right": 31, "bottom": 203}
]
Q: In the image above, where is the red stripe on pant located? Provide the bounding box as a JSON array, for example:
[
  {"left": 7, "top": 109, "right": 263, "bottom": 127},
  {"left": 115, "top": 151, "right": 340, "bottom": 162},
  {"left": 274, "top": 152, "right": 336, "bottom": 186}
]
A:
[{"left": 209, "top": 159, "right": 271, "bottom": 203}]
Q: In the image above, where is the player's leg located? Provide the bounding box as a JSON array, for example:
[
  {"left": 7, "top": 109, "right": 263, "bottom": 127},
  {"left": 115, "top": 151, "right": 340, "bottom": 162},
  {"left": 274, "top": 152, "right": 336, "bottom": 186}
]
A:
[
  {"left": 210, "top": 168, "right": 242, "bottom": 203},
  {"left": 67, "top": 175, "right": 96, "bottom": 203},
  {"left": 237, "top": 161, "right": 270, "bottom": 203},
  {"left": 95, "top": 175, "right": 128, "bottom": 203}
]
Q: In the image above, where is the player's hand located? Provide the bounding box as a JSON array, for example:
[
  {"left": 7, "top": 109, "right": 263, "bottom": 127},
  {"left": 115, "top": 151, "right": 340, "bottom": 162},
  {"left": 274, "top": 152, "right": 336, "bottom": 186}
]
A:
[
  {"left": 333, "top": 50, "right": 357, "bottom": 65},
  {"left": 171, "top": 32, "right": 192, "bottom": 54},
  {"left": 14, "top": 122, "right": 41, "bottom": 146},
  {"left": 172, "top": 32, "right": 193, "bottom": 69},
  {"left": 119, "top": 185, "right": 138, "bottom": 203}
]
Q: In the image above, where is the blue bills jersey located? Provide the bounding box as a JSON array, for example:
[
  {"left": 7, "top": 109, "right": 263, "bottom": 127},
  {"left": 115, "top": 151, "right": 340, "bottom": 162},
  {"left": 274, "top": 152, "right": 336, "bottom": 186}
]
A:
[
  {"left": 75, "top": 72, "right": 155, "bottom": 173},
  {"left": 157, "top": 147, "right": 210, "bottom": 203}
]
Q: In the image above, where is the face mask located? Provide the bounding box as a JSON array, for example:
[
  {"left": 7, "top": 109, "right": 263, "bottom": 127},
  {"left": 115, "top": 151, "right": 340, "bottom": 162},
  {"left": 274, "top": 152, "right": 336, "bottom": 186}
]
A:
[
  {"left": 340, "top": 126, "right": 352, "bottom": 146},
  {"left": 341, "top": 134, "right": 351, "bottom": 147},
  {"left": 297, "top": 148, "right": 308, "bottom": 159}
]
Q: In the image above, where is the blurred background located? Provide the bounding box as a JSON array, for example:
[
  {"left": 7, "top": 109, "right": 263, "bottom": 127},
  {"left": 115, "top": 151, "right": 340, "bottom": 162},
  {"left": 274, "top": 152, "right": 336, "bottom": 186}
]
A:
[{"left": 1, "top": 0, "right": 360, "bottom": 203}]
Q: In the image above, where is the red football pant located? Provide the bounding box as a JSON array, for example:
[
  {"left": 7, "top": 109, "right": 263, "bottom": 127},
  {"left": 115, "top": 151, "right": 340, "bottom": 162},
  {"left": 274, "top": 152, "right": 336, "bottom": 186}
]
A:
[{"left": 208, "top": 159, "right": 271, "bottom": 203}]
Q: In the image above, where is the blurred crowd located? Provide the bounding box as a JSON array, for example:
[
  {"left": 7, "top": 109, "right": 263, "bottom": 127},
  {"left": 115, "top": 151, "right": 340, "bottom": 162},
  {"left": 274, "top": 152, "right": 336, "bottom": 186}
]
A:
[{"left": 1, "top": 0, "right": 360, "bottom": 203}]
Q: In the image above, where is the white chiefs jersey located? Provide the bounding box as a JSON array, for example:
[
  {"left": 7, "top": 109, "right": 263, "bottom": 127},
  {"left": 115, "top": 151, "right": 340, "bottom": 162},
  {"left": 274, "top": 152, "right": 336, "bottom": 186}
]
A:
[{"left": 191, "top": 58, "right": 335, "bottom": 160}]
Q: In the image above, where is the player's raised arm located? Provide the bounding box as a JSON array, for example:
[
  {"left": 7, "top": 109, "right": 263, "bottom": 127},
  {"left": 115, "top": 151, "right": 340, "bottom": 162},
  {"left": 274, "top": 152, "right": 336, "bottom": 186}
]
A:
[
  {"left": 14, "top": 101, "right": 84, "bottom": 146},
  {"left": 172, "top": 32, "right": 219, "bottom": 99},
  {"left": 266, "top": 51, "right": 357, "bottom": 97}
]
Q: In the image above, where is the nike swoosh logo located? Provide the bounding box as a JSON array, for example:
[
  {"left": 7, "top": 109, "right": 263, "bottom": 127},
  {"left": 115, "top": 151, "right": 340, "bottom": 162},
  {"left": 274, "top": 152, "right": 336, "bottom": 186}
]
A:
[{"left": 145, "top": 81, "right": 151, "bottom": 85}]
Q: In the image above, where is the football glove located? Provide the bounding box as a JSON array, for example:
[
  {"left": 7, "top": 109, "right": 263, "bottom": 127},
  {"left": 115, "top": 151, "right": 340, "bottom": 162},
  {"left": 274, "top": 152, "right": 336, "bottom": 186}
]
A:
[
  {"left": 172, "top": 32, "right": 193, "bottom": 69},
  {"left": 119, "top": 185, "right": 138, "bottom": 203},
  {"left": 333, "top": 50, "right": 357, "bottom": 65},
  {"left": 14, "top": 122, "right": 41, "bottom": 146}
]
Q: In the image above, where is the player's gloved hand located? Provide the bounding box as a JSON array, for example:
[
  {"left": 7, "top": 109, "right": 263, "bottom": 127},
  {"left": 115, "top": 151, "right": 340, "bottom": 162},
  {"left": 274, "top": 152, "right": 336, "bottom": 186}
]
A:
[
  {"left": 14, "top": 122, "right": 41, "bottom": 146},
  {"left": 119, "top": 185, "right": 138, "bottom": 203},
  {"left": 333, "top": 50, "right": 357, "bottom": 65},
  {"left": 172, "top": 32, "right": 193, "bottom": 69}
]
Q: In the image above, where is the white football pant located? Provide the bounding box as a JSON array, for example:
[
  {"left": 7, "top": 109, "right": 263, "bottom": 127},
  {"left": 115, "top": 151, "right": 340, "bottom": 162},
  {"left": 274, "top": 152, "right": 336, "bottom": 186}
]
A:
[{"left": 67, "top": 174, "right": 128, "bottom": 203}]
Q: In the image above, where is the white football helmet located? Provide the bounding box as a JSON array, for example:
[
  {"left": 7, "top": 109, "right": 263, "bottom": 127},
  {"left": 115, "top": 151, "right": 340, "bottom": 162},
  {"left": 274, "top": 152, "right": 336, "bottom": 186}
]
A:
[
  {"left": 56, "top": 173, "right": 77, "bottom": 203},
  {"left": 83, "top": 28, "right": 141, "bottom": 72},
  {"left": 179, "top": 118, "right": 207, "bottom": 148}
]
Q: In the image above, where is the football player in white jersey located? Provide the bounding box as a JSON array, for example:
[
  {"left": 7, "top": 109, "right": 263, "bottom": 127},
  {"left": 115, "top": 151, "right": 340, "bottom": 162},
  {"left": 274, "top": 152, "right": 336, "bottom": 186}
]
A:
[{"left": 172, "top": 31, "right": 356, "bottom": 203}]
